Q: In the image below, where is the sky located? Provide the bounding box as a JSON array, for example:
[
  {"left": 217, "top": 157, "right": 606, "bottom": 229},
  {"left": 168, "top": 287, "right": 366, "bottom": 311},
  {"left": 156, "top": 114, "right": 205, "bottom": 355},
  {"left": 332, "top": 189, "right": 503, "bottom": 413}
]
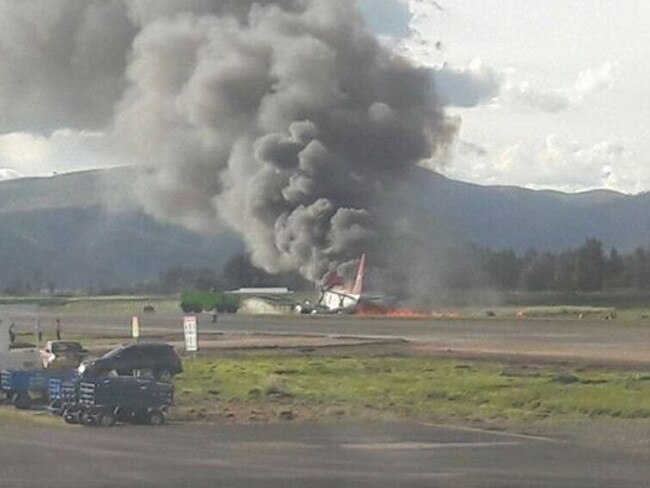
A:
[
  {"left": 0, "top": 0, "right": 649, "bottom": 194},
  {"left": 363, "top": 0, "right": 650, "bottom": 193}
]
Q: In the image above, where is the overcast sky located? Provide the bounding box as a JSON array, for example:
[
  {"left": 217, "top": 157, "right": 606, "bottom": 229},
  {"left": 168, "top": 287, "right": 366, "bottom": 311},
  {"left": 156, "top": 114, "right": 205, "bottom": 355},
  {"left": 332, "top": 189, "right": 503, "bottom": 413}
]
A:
[
  {"left": 364, "top": 0, "right": 650, "bottom": 193},
  {"left": 1, "top": 0, "right": 648, "bottom": 194}
]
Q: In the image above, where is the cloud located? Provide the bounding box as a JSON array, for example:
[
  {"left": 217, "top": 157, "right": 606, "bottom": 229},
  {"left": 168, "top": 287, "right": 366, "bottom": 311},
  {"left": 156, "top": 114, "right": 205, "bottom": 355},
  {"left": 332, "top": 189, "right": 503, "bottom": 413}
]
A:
[
  {"left": 0, "top": 167, "right": 21, "bottom": 181},
  {"left": 432, "top": 58, "right": 501, "bottom": 107},
  {"left": 428, "top": 59, "right": 620, "bottom": 111},
  {"left": 0, "top": 130, "right": 117, "bottom": 177},
  {"left": 444, "top": 134, "right": 646, "bottom": 194},
  {"left": 501, "top": 62, "right": 621, "bottom": 113},
  {"left": 385, "top": 1, "right": 620, "bottom": 112}
]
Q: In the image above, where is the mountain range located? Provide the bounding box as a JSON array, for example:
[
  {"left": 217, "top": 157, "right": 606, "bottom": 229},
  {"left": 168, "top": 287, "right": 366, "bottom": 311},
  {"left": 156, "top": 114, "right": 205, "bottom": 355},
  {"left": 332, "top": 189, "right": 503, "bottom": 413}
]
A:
[{"left": 0, "top": 167, "right": 648, "bottom": 289}]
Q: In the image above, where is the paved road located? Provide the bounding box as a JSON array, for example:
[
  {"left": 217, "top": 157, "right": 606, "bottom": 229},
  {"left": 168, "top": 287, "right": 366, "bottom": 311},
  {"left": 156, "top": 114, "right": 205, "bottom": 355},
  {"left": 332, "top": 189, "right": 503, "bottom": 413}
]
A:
[
  {"left": 16, "top": 310, "right": 650, "bottom": 365},
  {"left": 1, "top": 421, "right": 647, "bottom": 488}
]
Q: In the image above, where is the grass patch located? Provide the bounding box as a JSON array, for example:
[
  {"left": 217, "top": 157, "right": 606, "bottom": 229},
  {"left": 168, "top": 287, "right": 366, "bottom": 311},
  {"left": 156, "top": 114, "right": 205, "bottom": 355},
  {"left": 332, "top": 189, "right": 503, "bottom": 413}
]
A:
[
  {"left": 173, "top": 357, "right": 650, "bottom": 424},
  {"left": 55, "top": 297, "right": 180, "bottom": 315},
  {"left": 0, "top": 406, "right": 69, "bottom": 428},
  {"left": 516, "top": 306, "right": 616, "bottom": 319}
]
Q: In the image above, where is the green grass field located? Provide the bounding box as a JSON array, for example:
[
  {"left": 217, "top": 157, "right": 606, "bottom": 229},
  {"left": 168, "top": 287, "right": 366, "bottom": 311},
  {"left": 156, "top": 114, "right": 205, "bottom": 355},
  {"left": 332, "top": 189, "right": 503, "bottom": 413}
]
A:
[{"left": 174, "top": 357, "right": 650, "bottom": 425}]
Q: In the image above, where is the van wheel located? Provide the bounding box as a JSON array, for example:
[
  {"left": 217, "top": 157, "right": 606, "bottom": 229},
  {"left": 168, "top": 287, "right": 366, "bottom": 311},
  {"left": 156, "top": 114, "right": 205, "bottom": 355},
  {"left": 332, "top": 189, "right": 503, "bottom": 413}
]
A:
[
  {"left": 155, "top": 369, "right": 172, "bottom": 382},
  {"left": 148, "top": 409, "right": 165, "bottom": 426},
  {"left": 13, "top": 393, "right": 31, "bottom": 410},
  {"left": 98, "top": 411, "right": 116, "bottom": 428}
]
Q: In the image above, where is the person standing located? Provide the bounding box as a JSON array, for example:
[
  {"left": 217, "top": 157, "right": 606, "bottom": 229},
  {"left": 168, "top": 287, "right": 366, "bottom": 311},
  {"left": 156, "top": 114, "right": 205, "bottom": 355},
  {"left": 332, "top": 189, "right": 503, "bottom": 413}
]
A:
[
  {"left": 8, "top": 321, "right": 15, "bottom": 345},
  {"left": 55, "top": 318, "right": 61, "bottom": 340},
  {"left": 36, "top": 319, "right": 42, "bottom": 345}
]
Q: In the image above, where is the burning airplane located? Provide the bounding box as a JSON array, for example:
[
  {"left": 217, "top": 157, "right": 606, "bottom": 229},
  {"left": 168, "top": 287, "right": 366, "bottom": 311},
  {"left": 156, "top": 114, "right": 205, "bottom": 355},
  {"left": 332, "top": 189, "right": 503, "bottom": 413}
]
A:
[{"left": 297, "top": 254, "right": 382, "bottom": 314}]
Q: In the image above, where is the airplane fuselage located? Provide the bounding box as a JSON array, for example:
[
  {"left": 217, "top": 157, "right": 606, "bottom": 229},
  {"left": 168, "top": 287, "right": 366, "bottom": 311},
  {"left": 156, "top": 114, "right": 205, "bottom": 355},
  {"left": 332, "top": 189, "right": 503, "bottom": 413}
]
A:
[{"left": 319, "top": 289, "right": 361, "bottom": 313}]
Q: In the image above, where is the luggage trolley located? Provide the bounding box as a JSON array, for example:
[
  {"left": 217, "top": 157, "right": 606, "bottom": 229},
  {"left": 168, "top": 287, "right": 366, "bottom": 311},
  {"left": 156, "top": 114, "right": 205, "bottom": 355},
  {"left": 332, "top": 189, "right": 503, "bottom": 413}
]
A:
[
  {"left": 0, "top": 369, "right": 61, "bottom": 409},
  {"left": 48, "top": 374, "right": 79, "bottom": 414},
  {"left": 65, "top": 376, "right": 173, "bottom": 427}
]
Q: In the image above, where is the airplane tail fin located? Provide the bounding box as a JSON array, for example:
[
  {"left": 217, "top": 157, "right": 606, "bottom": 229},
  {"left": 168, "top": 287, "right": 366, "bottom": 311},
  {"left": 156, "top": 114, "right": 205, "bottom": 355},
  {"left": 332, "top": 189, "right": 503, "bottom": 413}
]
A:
[{"left": 351, "top": 254, "right": 366, "bottom": 296}]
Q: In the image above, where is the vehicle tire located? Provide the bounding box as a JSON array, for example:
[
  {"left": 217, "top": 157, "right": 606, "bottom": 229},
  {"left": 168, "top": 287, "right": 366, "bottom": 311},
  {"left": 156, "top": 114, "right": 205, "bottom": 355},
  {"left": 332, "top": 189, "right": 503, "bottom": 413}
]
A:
[
  {"left": 13, "top": 393, "right": 31, "bottom": 410},
  {"left": 80, "top": 411, "right": 94, "bottom": 426},
  {"left": 147, "top": 409, "right": 165, "bottom": 426},
  {"left": 98, "top": 411, "right": 116, "bottom": 428},
  {"left": 131, "top": 410, "right": 148, "bottom": 425},
  {"left": 155, "top": 369, "right": 172, "bottom": 382},
  {"left": 63, "top": 410, "right": 80, "bottom": 424}
]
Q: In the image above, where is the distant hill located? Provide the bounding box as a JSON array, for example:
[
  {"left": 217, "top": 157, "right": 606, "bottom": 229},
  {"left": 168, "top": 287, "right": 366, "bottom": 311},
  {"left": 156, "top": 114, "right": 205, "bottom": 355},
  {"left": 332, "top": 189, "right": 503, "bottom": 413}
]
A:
[
  {"left": 404, "top": 168, "right": 650, "bottom": 252},
  {"left": 0, "top": 169, "right": 241, "bottom": 289},
  {"left": 1, "top": 167, "right": 649, "bottom": 289}
]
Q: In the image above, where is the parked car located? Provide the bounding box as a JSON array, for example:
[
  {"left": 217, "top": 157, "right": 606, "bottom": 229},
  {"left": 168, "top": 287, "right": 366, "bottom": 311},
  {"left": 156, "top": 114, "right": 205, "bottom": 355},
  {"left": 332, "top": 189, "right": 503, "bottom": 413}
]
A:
[
  {"left": 78, "top": 343, "right": 182, "bottom": 381},
  {"left": 40, "top": 341, "right": 88, "bottom": 370}
]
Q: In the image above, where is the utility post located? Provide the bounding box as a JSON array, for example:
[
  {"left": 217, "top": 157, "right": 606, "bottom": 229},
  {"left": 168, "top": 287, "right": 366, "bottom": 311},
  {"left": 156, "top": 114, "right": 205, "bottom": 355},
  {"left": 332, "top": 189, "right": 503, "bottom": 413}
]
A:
[{"left": 131, "top": 316, "right": 140, "bottom": 343}]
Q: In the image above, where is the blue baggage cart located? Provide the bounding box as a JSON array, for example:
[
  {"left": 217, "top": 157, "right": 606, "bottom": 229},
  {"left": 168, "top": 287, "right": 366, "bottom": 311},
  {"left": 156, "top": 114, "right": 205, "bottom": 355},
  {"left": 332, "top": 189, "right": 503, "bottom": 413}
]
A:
[
  {"left": 48, "top": 374, "right": 80, "bottom": 414},
  {"left": 1, "top": 369, "right": 75, "bottom": 409},
  {"left": 64, "top": 376, "right": 173, "bottom": 427}
]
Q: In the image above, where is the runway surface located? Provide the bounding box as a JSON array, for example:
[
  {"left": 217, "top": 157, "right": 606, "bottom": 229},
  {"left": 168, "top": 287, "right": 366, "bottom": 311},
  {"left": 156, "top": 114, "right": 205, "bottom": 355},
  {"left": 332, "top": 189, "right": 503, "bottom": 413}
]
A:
[
  {"left": 17, "top": 310, "right": 650, "bottom": 366},
  {"left": 1, "top": 421, "right": 647, "bottom": 488}
]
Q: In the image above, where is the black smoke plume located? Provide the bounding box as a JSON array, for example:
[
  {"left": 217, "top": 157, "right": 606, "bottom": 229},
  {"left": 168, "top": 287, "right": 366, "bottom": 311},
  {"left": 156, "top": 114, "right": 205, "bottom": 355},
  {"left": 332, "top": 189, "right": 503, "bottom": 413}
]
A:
[
  {"left": 116, "top": 0, "right": 456, "bottom": 282},
  {"left": 0, "top": 0, "right": 457, "bottom": 291}
]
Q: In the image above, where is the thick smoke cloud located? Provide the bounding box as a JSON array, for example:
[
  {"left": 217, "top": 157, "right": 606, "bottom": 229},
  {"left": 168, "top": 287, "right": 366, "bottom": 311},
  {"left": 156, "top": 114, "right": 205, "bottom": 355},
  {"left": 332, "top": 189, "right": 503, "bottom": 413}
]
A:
[
  {"left": 0, "top": 0, "right": 134, "bottom": 133},
  {"left": 116, "top": 0, "right": 455, "bottom": 282},
  {"left": 0, "top": 0, "right": 295, "bottom": 133},
  {"left": 0, "top": 0, "right": 455, "bottom": 288}
]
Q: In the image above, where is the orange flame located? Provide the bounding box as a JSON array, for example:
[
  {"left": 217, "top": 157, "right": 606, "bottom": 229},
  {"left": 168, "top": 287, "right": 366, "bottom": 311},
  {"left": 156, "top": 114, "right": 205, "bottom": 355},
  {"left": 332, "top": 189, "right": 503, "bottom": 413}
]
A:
[
  {"left": 355, "top": 303, "right": 446, "bottom": 319},
  {"left": 355, "top": 302, "right": 455, "bottom": 319}
]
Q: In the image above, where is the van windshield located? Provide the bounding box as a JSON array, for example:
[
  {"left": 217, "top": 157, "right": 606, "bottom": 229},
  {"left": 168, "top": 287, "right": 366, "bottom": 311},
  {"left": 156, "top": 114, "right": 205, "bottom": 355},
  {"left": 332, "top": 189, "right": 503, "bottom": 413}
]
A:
[
  {"left": 102, "top": 347, "right": 125, "bottom": 359},
  {"left": 51, "top": 342, "right": 83, "bottom": 353}
]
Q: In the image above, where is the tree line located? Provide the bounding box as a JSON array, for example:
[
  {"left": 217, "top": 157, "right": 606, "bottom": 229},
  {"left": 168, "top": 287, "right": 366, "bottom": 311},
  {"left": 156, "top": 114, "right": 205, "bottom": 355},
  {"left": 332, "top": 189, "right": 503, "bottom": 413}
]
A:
[
  {"left": 442, "top": 238, "right": 650, "bottom": 292},
  {"left": 5, "top": 239, "right": 650, "bottom": 296}
]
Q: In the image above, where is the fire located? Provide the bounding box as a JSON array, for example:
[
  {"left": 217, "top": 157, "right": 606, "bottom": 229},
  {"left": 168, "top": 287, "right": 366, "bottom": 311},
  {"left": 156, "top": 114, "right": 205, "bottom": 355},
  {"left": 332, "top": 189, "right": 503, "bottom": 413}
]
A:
[{"left": 354, "top": 302, "right": 456, "bottom": 319}]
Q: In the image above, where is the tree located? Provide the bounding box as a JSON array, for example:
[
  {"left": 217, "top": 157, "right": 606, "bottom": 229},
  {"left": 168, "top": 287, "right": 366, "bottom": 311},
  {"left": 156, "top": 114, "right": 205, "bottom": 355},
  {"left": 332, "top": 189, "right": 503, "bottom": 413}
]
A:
[
  {"left": 520, "top": 252, "right": 555, "bottom": 291},
  {"left": 552, "top": 252, "right": 575, "bottom": 292},
  {"left": 573, "top": 238, "right": 605, "bottom": 292},
  {"left": 159, "top": 266, "right": 220, "bottom": 293},
  {"left": 604, "top": 247, "right": 625, "bottom": 287},
  {"left": 483, "top": 249, "right": 522, "bottom": 290},
  {"left": 624, "top": 248, "right": 650, "bottom": 290}
]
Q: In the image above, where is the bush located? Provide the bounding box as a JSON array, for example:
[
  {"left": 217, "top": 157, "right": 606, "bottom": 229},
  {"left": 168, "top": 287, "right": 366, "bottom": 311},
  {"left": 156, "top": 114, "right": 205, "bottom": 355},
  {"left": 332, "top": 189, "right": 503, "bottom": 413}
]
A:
[
  {"left": 180, "top": 291, "right": 240, "bottom": 313},
  {"left": 180, "top": 301, "right": 203, "bottom": 313}
]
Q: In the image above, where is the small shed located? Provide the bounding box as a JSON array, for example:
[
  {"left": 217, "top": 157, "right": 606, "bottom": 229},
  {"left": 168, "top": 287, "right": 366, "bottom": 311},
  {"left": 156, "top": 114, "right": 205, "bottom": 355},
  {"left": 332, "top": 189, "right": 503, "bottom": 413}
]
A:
[{"left": 237, "top": 297, "right": 296, "bottom": 315}]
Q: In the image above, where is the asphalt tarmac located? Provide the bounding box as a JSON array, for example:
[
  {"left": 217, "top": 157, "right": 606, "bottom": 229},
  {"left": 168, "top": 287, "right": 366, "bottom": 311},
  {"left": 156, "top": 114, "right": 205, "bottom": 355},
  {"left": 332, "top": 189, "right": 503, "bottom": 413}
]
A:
[
  {"left": 1, "top": 421, "right": 648, "bottom": 488},
  {"left": 20, "top": 310, "right": 650, "bottom": 366}
]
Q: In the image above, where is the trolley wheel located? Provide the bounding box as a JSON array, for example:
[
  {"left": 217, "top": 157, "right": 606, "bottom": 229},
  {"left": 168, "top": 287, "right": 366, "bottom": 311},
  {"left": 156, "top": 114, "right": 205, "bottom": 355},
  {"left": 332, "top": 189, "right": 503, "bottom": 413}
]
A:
[
  {"left": 63, "top": 410, "right": 80, "bottom": 424},
  {"left": 80, "top": 411, "right": 95, "bottom": 426},
  {"left": 13, "top": 393, "right": 31, "bottom": 410},
  {"left": 147, "top": 409, "right": 165, "bottom": 426}
]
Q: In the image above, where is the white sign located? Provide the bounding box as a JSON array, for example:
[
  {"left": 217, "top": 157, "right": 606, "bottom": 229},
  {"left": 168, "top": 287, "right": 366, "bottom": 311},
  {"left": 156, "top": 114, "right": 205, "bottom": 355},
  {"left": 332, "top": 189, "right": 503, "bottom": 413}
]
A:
[
  {"left": 131, "top": 316, "right": 140, "bottom": 339},
  {"left": 183, "top": 315, "right": 198, "bottom": 352}
]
